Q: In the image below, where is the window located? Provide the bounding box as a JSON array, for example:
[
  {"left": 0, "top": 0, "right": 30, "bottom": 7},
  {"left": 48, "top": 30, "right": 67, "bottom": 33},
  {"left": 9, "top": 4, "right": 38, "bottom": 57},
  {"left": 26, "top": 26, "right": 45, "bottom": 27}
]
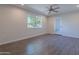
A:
[{"left": 27, "top": 16, "right": 42, "bottom": 28}]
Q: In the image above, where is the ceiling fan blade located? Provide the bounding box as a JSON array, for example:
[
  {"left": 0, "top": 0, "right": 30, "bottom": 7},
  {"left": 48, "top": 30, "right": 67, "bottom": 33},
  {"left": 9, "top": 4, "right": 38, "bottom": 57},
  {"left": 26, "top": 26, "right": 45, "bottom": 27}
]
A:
[
  {"left": 48, "top": 11, "right": 50, "bottom": 14},
  {"left": 50, "top": 5, "right": 53, "bottom": 8},
  {"left": 54, "top": 7, "right": 60, "bottom": 9},
  {"left": 48, "top": 11, "right": 52, "bottom": 15},
  {"left": 53, "top": 10, "right": 58, "bottom": 12},
  {"left": 46, "top": 4, "right": 60, "bottom": 16}
]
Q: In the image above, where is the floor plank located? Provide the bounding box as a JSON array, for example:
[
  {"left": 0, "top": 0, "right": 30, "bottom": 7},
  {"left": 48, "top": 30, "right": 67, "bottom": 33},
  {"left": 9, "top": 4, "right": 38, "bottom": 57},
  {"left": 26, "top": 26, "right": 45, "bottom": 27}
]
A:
[{"left": 0, "top": 34, "right": 79, "bottom": 55}]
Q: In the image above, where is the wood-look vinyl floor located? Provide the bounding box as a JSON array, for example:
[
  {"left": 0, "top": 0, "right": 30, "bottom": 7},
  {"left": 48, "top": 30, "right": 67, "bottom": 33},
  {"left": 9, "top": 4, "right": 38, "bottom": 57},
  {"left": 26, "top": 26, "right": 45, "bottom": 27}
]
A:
[{"left": 0, "top": 34, "right": 79, "bottom": 55}]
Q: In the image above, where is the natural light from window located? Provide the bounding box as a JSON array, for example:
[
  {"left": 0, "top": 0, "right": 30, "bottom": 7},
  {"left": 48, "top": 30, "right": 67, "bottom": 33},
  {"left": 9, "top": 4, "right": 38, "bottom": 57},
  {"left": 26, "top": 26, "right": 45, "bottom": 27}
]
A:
[{"left": 27, "top": 16, "right": 43, "bottom": 28}]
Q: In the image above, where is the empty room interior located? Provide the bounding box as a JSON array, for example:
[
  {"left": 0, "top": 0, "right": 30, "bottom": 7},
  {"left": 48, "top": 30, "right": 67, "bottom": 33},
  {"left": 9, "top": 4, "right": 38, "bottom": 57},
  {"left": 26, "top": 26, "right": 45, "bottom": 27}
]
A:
[{"left": 0, "top": 4, "right": 79, "bottom": 55}]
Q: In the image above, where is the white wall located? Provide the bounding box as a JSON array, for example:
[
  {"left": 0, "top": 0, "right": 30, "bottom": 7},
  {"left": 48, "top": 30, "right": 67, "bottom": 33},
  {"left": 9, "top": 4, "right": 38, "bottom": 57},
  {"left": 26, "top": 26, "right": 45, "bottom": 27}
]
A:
[
  {"left": 48, "top": 12, "right": 79, "bottom": 38},
  {"left": 0, "top": 5, "right": 47, "bottom": 45},
  {"left": 57, "top": 12, "right": 79, "bottom": 38}
]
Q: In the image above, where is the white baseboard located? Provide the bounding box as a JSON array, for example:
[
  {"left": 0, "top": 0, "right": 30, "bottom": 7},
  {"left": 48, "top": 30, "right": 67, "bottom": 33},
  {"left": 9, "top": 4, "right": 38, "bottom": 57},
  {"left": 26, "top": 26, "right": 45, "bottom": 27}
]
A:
[
  {"left": 1, "top": 32, "right": 78, "bottom": 45},
  {"left": 60, "top": 34, "right": 79, "bottom": 38},
  {"left": 0, "top": 33, "right": 46, "bottom": 45},
  {"left": 56, "top": 32, "right": 79, "bottom": 38}
]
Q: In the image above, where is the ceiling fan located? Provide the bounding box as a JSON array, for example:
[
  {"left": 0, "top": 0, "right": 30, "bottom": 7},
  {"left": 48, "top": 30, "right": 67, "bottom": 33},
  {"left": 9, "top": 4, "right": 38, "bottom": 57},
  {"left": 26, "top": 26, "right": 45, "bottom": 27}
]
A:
[{"left": 47, "top": 4, "right": 60, "bottom": 15}]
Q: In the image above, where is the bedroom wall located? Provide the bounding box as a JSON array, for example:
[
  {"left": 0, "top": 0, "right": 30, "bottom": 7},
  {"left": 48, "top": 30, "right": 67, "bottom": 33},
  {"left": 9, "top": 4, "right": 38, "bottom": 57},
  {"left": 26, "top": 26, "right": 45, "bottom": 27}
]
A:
[
  {"left": 0, "top": 5, "right": 48, "bottom": 45},
  {"left": 48, "top": 11, "right": 79, "bottom": 38},
  {"left": 56, "top": 12, "right": 79, "bottom": 38}
]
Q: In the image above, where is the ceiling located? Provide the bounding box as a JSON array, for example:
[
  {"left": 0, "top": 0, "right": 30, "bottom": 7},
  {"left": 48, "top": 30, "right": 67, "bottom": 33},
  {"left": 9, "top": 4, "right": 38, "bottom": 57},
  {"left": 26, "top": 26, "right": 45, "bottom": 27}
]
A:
[{"left": 15, "top": 4, "right": 79, "bottom": 16}]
